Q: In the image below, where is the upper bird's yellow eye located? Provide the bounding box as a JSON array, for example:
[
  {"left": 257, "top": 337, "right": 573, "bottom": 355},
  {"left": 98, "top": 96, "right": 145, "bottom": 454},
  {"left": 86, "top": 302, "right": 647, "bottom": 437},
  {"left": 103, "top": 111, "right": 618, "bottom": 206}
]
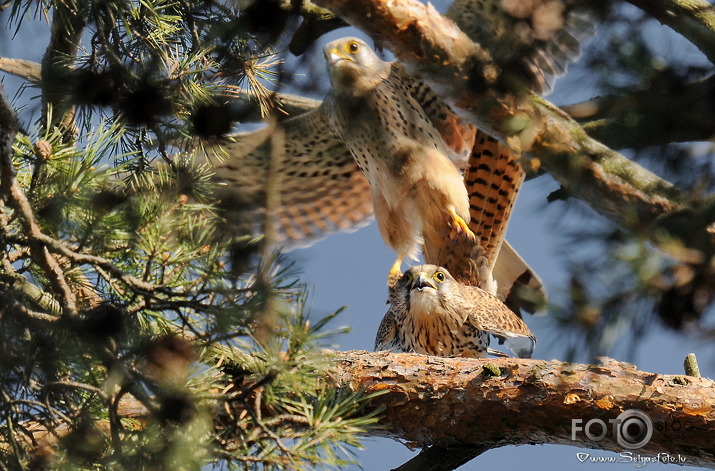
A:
[
  {"left": 434, "top": 271, "right": 445, "bottom": 282},
  {"left": 346, "top": 41, "right": 360, "bottom": 54}
]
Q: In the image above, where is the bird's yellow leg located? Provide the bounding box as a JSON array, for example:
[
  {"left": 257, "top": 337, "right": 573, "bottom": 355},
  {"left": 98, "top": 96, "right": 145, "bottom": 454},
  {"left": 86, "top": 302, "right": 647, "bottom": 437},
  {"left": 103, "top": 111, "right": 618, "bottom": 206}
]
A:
[
  {"left": 449, "top": 207, "right": 476, "bottom": 241},
  {"left": 388, "top": 255, "right": 404, "bottom": 286}
]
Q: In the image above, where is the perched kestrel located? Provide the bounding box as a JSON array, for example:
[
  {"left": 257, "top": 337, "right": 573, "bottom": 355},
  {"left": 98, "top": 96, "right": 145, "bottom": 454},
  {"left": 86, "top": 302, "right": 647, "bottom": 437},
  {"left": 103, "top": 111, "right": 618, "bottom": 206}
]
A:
[{"left": 374, "top": 264, "right": 536, "bottom": 358}]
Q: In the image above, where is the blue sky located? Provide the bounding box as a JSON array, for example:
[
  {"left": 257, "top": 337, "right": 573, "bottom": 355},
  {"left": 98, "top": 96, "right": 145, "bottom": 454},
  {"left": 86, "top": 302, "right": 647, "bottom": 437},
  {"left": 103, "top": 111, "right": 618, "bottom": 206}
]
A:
[{"left": 2, "top": 4, "right": 714, "bottom": 470}]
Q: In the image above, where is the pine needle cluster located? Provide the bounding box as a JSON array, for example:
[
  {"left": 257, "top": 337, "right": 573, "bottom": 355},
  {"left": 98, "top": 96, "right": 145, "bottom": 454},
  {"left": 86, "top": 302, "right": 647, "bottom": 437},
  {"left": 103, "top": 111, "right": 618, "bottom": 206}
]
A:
[{"left": 0, "top": 0, "right": 379, "bottom": 469}]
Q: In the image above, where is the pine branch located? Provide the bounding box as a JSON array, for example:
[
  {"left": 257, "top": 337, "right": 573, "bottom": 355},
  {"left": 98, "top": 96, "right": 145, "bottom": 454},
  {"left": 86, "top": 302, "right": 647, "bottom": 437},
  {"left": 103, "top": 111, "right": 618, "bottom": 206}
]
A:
[
  {"left": 42, "top": 1, "right": 86, "bottom": 131},
  {"left": 332, "top": 351, "right": 715, "bottom": 467},
  {"left": 624, "top": 0, "right": 715, "bottom": 65},
  {"left": 0, "top": 83, "right": 79, "bottom": 316},
  {"left": 313, "top": 0, "right": 714, "bottom": 261},
  {"left": 0, "top": 56, "right": 321, "bottom": 121}
]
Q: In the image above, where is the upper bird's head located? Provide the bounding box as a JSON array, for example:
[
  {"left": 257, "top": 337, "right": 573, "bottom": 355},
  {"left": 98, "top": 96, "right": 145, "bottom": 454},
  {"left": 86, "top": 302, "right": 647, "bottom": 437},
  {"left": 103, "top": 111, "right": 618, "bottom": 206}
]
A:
[
  {"left": 399, "top": 265, "right": 455, "bottom": 314},
  {"left": 323, "top": 37, "right": 390, "bottom": 93}
]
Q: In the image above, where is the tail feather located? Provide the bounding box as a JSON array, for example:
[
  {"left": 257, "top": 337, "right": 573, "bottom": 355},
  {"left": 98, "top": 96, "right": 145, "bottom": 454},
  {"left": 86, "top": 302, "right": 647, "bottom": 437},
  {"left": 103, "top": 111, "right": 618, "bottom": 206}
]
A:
[
  {"left": 495, "top": 241, "right": 547, "bottom": 314},
  {"left": 424, "top": 130, "right": 546, "bottom": 314},
  {"left": 464, "top": 131, "right": 525, "bottom": 269}
]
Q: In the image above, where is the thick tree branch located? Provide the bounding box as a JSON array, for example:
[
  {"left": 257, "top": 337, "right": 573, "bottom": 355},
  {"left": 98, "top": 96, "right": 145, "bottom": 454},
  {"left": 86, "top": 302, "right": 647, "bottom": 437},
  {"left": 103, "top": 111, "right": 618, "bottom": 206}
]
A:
[
  {"left": 333, "top": 351, "right": 715, "bottom": 467},
  {"left": 284, "top": 0, "right": 348, "bottom": 55},
  {"left": 8, "top": 349, "right": 715, "bottom": 467},
  {"left": 563, "top": 75, "right": 715, "bottom": 149},
  {"left": 314, "top": 0, "right": 714, "bottom": 260},
  {"left": 624, "top": 0, "right": 715, "bottom": 65},
  {"left": 392, "top": 445, "right": 490, "bottom": 471},
  {"left": 0, "top": 57, "right": 42, "bottom": 83}
]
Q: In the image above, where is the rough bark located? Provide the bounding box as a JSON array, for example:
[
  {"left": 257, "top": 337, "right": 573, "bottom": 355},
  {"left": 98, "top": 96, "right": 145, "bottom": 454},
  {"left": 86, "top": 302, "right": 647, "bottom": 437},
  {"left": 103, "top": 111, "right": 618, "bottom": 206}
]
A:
[
  {"left": 5, "top": 349, "right": 715, "bottom": 467},
  {"left": 333, "top": 351, "right": 715, "bottom": 468},
  {"left": 314, "top": 0, "right": 714, "bottom": 261}
]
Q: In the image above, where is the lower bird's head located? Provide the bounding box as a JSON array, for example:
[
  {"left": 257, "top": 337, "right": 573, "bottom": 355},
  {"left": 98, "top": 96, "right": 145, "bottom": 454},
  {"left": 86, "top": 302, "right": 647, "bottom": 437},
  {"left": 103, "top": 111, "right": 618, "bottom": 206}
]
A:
[
  {"left": 323, "top": 37, "right": 390, "bottom": 93},
  {"left": 401, "top": 265, "right": 455, "bottom": 314}
]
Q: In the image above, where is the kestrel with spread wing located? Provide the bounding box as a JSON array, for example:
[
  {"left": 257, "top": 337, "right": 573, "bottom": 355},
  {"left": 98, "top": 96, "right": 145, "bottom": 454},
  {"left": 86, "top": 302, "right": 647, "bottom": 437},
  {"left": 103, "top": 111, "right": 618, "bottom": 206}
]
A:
[
  {"left": 210, "top": 39, "right": 541, "bottom": 305},
  {"left": 208, "top": 0, "right": 595, "bottom": 308},
  {"left": 447, "top": 0, "right": 596, "bottom": 94}
]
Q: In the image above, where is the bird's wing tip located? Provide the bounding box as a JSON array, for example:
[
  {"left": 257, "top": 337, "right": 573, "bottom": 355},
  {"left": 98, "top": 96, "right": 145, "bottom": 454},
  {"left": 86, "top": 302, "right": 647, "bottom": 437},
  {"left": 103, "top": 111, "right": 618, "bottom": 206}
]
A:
[{"left": 507, "top": 335, "right": 536, "bottom": 359}]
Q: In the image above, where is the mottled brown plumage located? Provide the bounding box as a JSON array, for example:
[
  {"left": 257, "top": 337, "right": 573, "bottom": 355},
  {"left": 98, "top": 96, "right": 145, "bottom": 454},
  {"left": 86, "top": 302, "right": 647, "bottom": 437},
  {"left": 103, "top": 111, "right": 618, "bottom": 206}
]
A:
[
  {"left": 322, "top": 37, "right": 476, "bottom": 276},
  {"left": 208, "top": 13, "right": 593, "bottom": 306},
  {"left": 210, "top": 109, "right": 374, "bottom": 245},
  {"left": 427, "top": 130, "right": 530, "bottom": 295},
  {"left": 375, "top": 264, "right": 535, "bottom": 358}
]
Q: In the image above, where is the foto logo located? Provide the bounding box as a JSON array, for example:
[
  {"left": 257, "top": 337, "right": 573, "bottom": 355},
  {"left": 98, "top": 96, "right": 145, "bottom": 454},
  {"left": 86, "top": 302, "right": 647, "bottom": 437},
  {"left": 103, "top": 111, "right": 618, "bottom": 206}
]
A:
[{"left": 576, "top": 452, "right": 590, "bottom": 462}]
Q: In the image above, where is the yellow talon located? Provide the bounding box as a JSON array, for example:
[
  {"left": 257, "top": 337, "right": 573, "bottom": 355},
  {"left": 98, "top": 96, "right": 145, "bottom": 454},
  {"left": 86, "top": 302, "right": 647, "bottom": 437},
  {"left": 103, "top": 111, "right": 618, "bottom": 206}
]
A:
[{"left": 449, "top": 208, "right": 475, "bottom": 241}]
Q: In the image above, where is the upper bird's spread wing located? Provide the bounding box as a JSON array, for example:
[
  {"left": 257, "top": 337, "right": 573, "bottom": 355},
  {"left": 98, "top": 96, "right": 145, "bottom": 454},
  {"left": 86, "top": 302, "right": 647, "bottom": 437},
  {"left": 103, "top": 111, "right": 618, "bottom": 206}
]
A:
[
  {"left": 447, "top": 0, "right": 596, "bottom": 93},
  {"left": 207, "top": 107, "right": 373, "bottom": 248},
  {"left": 397, "top": 64, "right": 477, "bottom": 164}
]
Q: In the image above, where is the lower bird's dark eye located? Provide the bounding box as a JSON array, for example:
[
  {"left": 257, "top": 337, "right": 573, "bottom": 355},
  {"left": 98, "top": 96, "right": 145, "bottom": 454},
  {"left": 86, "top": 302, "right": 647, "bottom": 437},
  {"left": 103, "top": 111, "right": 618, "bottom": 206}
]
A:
[
  {"left": 435, "top": 271, "right": 445, "bottom": 282},
  {"left": 347, "top": 42, "right": 359, "bottom": 54}
]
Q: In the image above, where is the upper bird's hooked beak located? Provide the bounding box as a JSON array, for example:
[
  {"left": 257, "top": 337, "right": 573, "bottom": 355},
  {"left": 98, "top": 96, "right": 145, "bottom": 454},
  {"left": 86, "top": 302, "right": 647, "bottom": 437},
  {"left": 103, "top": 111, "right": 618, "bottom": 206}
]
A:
[
  {"left": 325, "top": 48, "right": 351, "bottom": 67},
  {"left": 410, "top": 273, "right": 436, "bottom": 292}
]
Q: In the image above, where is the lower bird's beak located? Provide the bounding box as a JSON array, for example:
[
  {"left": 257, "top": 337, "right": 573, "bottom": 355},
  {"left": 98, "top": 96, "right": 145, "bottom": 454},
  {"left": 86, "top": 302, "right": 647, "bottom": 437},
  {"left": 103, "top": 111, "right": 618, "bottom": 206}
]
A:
[
  {"left": 326, "top": 48, "right": 350, "bottom": 66},
  {"left": 411, "top": 273, "right": 436, "bottom": 292}
]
